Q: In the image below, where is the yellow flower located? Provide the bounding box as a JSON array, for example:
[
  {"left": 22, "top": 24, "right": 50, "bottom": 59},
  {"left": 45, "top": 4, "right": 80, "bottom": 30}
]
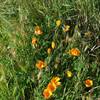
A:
[
  {"left": 43, "top": 88, "right": 52, "bottom": 99},
  {"left": 34, "top": 26, "right": 43, "bottom": 35},
  {"left": 51, "top": 77, "right": 61, "bottom": 87},
  {"left": 51, "top": 41, "right": 56, "bottom": 49},
  {"left": 36, "top": 60, "right": 46, "bottom": 70},
  {"left": 85, "top": 79, "right": 93, "bottom": 88},
  {"left": 56, "top": 20, "right": 61, "bottom": 27},
  {"left": 69, "top": 48, "right": 80, "bottom": 56},
  {"left": 65, "top": 70, "right": 73, "bottom": 78},
  {"left": 32, "top": 37, "right": 37, "bottom": 45},
  {"left": 47, "top": 48, "right": 52, "bottom": 54},
  {"left": 63, "top": 25, "right": 70, "bottom": 32}
]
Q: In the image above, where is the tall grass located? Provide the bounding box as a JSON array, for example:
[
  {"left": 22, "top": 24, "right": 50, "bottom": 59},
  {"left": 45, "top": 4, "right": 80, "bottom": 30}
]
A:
[{"left": 0, "top": 0, "right": 100, "bottom": 100}]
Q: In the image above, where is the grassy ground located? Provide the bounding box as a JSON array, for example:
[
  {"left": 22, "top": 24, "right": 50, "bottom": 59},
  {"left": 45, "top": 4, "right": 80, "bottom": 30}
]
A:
[{"left": 0, "top": 0, "right": 100, "bottom": 100}]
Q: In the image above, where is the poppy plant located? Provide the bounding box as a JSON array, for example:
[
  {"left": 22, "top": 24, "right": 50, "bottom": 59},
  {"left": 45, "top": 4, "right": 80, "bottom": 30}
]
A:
[
  {"left": 51, "top": 77, "right": 61, "bottom": 87},
  {"left": 43, "top": 88, "right": 52, "bottom": 99},
  {"left": 36, "top": 60, "right": 46, "bottom": 70},
  {"left": 47, "top": 82, "right": 56, "bottom": 92},
  {"left": 85, "top": 79, "right": 93, "bottom": 88},
  {"left": 69, "top": 48, "right": 80, "bottom": 56},
  {"left": 43, "top": 76, "right": 61, "bottom": 99}
]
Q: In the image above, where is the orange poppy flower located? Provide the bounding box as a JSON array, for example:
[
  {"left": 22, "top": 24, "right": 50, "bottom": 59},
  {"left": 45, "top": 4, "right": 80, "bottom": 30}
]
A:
[
  {"left": 32, "top": 38, "right": 37, "bottom": 45},
  {"left": 85, "top": 79, "right": 93, "bottom": 88},
  {"left": 51, "top": 77, "right": 61, "bottom": 87},
  {"left": 47, "top": 82, "right": 56, "bottom": 92},
  {"left": 69, "top": 48, "right": 80, "bottom": 56},
  {"left": 34, "top": 26, "right": 43, "bottom": 35},
  {"left": 36, "top": 60, "right": 46, "bottom": 70},
  {"left": 43, "top": 88, "right": 52, "bottom": 99},
  {"left": 47, "top": 48, "right": 52, "bottom": 54}
]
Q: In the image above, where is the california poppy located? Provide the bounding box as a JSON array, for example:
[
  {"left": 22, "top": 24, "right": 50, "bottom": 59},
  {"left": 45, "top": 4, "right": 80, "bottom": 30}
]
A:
[
  {"left": 43, "top": 88, "right": 52, "bottom": 99},
  {"left": 69, "top": 48, "right": 80, "bottom": 56},
  {"left": 47, "top": 82, "right": 56, "bottom": 92},
  {"left": 85, "top": 79, "right": 93, "bottom": 88},
  {"left": 51, "top": 77, "right": 61, "bottom": 87},
  {"left": 36, "top": 60, "right": 46, "bottom": 70},
  {"left": 43, "top": 76, "right": 61, "bottom": 99}
]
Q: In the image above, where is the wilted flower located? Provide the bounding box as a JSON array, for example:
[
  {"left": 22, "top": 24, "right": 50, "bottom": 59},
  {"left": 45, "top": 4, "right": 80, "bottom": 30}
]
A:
[
  {"left": 47, "top": 48, "right": 52, "bottom": 54},
  {"left": 32, "top": 37, "right": 37, "bottom": 45},
  {"left": 63, "top": 25, "right": 70, "bottom": 32},
  {"left": 36, "top": 60, "right": 46, "bottom": 70},
  {"left": 56, "top": 20, "right": 61, "bottom": 27},
  {"left": 69, "top": 48, "right": 80, "bottom": 56},
  {"left": 84, "top": 31, "right": 92, "bottom": 37},
  {"left": 51, "top": 41, "right": 56, "bottom": 49},
  {"left": 85, "top": 79, "right": 93, "bottom": 88},
  {"left": 43, "top": 88, "right": 52, "bottom": 99},
  {"left": 34, "top": 26, "right": 43, "bottom": 35},
  {"left": 65, "top": 70, "right": 73, "bottom": 78}
]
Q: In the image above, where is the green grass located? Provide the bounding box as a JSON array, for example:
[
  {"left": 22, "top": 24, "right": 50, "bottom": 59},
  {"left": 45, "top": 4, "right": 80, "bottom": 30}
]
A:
[{"left": 0, "top": 0, "right": 100, "bottom": 100}]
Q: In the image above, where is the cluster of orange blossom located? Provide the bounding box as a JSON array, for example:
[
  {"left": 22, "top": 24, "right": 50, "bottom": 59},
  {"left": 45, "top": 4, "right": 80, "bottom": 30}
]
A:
[
  {"left": 43, "top": 77, "right": 61, "bottom": 99},
  {"left": 31, "top": 25, "right": 43, "bottom": 47},
  {"left": 85, "top": 79, "right": 93, "bottom": 88}
]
